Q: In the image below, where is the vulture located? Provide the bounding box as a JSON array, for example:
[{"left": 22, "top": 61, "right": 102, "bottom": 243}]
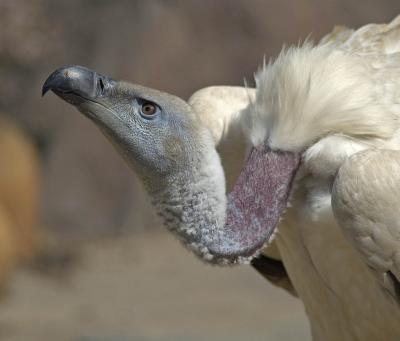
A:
[{"left": 43, "top": 15, "right": 400, "bottom": 341}]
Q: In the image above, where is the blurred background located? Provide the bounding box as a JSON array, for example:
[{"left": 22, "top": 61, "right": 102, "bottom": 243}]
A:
[{"left": 0, "top": 1, "right": 399, "bottom": 340}]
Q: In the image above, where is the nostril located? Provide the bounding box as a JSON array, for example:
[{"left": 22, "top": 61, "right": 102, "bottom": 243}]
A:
[{"left": 98, "top": 78, "right": 105, "bottom": 92}]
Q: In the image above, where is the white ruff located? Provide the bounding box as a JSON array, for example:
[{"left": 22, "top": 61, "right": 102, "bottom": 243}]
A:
[{"left": 244, "top": 43, "right": 400, "bottom": 151}]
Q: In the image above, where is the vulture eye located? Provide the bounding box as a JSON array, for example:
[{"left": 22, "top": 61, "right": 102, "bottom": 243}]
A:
[{"left": 140, "top": 102, "right": 157, "bottom": 118}]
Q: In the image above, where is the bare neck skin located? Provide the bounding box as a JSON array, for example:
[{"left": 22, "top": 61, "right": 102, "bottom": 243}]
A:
[{"left": 149, "top": 143, "right": 300, "bottom": 264}]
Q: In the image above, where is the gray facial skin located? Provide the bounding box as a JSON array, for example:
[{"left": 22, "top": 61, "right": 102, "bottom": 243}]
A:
[
  {"left": 43, "top": 66, "right": 204, "bottom": 187},
  {"left": 43, "top": 66, "right": 299, "bottom": 265}
]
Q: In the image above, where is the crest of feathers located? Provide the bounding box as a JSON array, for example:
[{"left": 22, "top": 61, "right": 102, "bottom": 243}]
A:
[{"left": 245, "top": 15, "right": 400, "bottom": 151}]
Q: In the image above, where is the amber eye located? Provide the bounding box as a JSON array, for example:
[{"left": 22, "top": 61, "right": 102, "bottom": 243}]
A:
[{"left": 140, "top": 102, "right": 157, "bottom": 117}]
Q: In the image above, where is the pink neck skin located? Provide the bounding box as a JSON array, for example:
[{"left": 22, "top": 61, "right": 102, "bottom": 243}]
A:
[{"left": 207, "top": 145, "right": 300, "bottom": 264}]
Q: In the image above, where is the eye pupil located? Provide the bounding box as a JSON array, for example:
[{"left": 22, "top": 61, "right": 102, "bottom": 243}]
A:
[{"left": 141, "top": 103, "right": 156, "bottom": 116}]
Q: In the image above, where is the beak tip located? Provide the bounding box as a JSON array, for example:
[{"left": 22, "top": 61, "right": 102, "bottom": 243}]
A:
[
  {"left": 42, "top": 69, "right": 60, "bottom": 97},
  {"left": 42, "top": 84, "right": 50, "bottom": 97}
]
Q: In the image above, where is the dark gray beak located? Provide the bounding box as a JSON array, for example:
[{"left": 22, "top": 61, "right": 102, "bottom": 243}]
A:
[{"left": 42, "top": 65, "right": 115, "bottom": 104}]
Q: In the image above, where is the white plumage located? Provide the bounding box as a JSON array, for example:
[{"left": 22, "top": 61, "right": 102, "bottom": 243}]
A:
[{"left": 189, "top": 15, "right": 400, "bottom": 341}]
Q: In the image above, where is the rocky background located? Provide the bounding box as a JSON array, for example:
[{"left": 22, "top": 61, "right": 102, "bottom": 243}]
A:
[{"left": 0, "top": 1, "right": 399, "bottom": 340}]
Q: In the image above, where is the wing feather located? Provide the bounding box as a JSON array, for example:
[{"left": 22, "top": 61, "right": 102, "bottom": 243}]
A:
[{"left": 332, "top": 149, "right": 400, "bottom": 299}]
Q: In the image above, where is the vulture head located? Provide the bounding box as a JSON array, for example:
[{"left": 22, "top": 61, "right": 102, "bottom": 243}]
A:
[{"left": 43, "top": 65, "right": 300, "bottom": 265}]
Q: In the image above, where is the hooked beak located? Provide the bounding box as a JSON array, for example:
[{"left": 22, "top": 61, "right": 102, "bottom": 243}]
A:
[
  {"left": 42, "top": 65, "right": 122, "bottom": 129},
  {"left": 42, "top": 65, "right": 116, "bottom": 105}
]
